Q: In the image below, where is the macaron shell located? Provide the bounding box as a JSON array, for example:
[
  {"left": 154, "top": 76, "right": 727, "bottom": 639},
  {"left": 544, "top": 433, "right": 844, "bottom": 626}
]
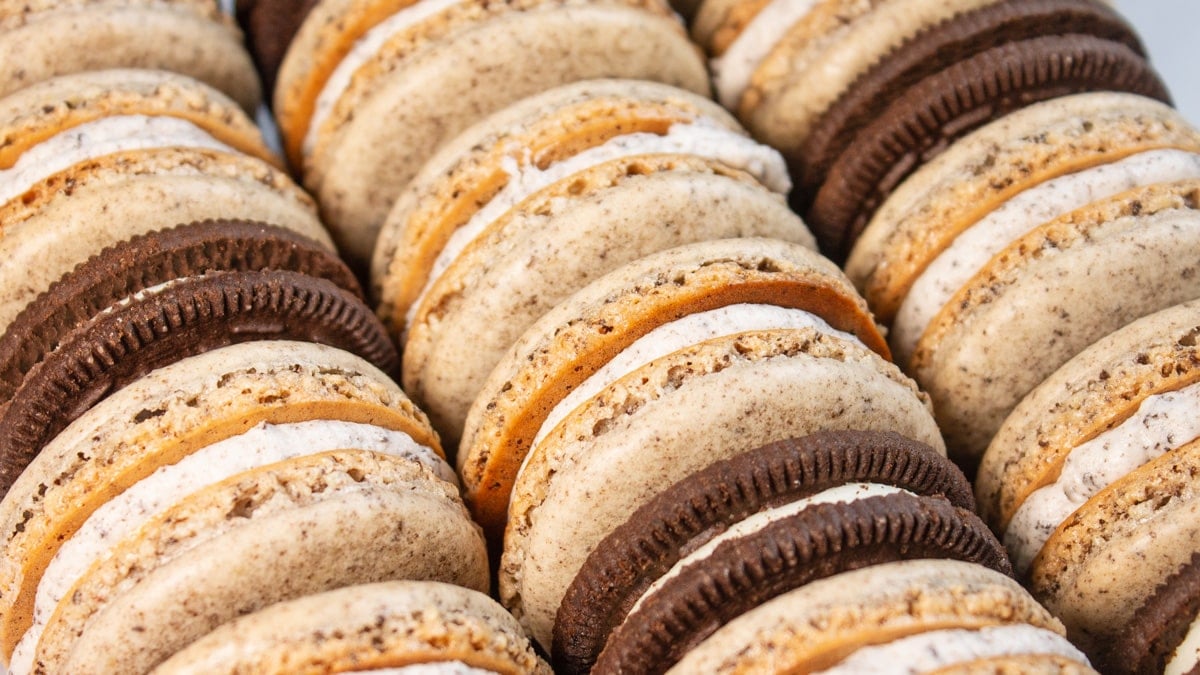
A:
[
  {"left": 304, "top": 2, "right": 709, "bottom": 267},
  {"left": 669, "top": 560, "right": 1064, "bottom": 674},
  {"left": 689, "top": 0, "right": 768, "bottom": 55},
  {"left": 0, "top": 148, "right": 323, "bottom": 334},
  {"left": 502, "top": 329, "right": 942, "bottom": 647},
  {"left": 911, "top": 181, "right": 1200, "bottom": 463},
  {"left": 57, "top": 484, "right": 485, "bottom": 674},
  {"left": 154, "top": 581, "right": 551, "bottom": 674},
  {"left": 402, "top": 161, "right": 811, "bottom": 443},
  {"left": 847, "top": 92, "right": 1200, "bottom": 324},
  {"left": 977, "top": 299, "right": 1200, "bottom": 531},
  {"left": 1030, "top": 437, "right": 1200, "bottom": 655},
  {"left": 459, "top": 238, "right": 879, "bottom": 534},
  {"left": 0, "top": 341, "right": 435, "bottom": 660},
  {"left": 0, "top": 4, "right": 260, "bottom": 111}
]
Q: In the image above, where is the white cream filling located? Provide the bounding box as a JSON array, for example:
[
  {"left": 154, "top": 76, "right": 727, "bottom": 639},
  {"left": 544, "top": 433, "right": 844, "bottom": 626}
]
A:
[
  {"left": 1005, "top": 381, "right": 1200, "bottom": 575},
  {"left": 628, "top": 483, "right": 909, "bottom": 616},
  {"left": 711, "top": 0, "right": 820, "bottom": 109},
  {"left": 340, "top": 664, "right": 496, "bottom": 675},
  {"left": 891, "top": 149, "right": 1200, "bottom": 366},
  {"left": 405, "top": 122, "right": 792, "bottom": 328},
  {"left": 1167, "top": 612, "right": 1200, "bottom": 675},
  {"left": 529, "top": 304, "right": 861, "bottom": 451},
  {"left": 0, "top": 115, "right": 234, "bottom": 206},
  {"left": 812, "top": 624, "right": 1088, "bottom": 674},
  {"left": 304, "top": 0, "right": 463, "bottom": 154},
  {"left": 10, "top": 420, "right": 448, "bottom": 675}
]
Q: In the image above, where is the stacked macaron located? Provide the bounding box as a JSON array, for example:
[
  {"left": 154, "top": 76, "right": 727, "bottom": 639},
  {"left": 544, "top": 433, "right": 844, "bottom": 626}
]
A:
[
  {"left": 688, "top": 0, "right": 1169, "bottom": 260},
  {"left": 264, "top": 0, "right": 712, "bottom": 268},
  {"left": 0, "top": 341, "right": 488, "bottom": 674},
  {"left": 374, "top": 79, "right": 809, "bottom": 443},
  {"left": 977, "top": 299, "right": 1200, "bottom": 669},
  {"left": 846, "top": 92, "right": 1200, "bottom": 467}
]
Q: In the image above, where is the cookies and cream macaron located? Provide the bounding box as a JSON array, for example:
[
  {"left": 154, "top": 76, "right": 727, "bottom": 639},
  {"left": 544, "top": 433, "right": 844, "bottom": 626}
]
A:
[
  {"left": 0, "top": 341, "right": 486, "bottom": 674},
  {"left": 977, "top": 299, "right": 1200, "bottom": 659},
  {"left": 847, "top": 93, "right": 1200, "bottom": 464},
  {"left": 493, "top": 238, "right": 946, "bottom": 648},
  {"left": 273, "top": 0, "right": 710, "bottom": 267},
  {"left": 154, "top": 581, "right": 550, "bottom": 674}
]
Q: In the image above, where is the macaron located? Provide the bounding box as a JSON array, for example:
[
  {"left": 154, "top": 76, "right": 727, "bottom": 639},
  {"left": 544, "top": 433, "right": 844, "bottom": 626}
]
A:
[
  {"left": 460, "top": 237, "right": 879, "bottom": 537},
  {"left": 0, "top": 0, "right": 260, "bottom": 110},
  {"left": 389, "top": 82, "right": 810, "bottom": 444},
  {"left": 273, "top": 0, "right": 711, "bottom": 267},
  {"left": 0, "top": 341, "right": 486, "bottom": 674},
  {"left": 690, "top": 0, "right": 1168, "bottom": 258},
  {"left": 154, "top": 581, "right": 551, "bottom": 674},
  {"left": 0, "top": 69, "right": 324, "bottom": 336},
  {"left": 976, "top": 299, "right": 1200, "bottom": 658},
  {"left": 847, "top": 92, "right": 1200, "bottom": 465},
  {"left": 493, "top": 238, "right": 947, "bottom": 648}
]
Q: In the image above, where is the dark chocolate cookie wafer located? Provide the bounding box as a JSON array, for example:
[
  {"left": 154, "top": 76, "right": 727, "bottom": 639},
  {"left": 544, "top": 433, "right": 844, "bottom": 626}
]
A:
[
  {"left": 807, "top": 33, "right": 1168, "bottom": 259},
  {"left": 554, "top": 430, "right": 974, "bottom": 673},
  {"left": 0, "top": 220, "right": 359, "bottom": 405},
  {"left": 593, "top": 493, "right": 1009, "bottom": 674},
  {"left": 0, "top": 269, "right": 398, "bottom": 495},
  {"left": 1107, "top": 553, "right": 1200, "bottom": 675},
  {"left": 237, "top": 0, "right": 320, "bottom": 95}
]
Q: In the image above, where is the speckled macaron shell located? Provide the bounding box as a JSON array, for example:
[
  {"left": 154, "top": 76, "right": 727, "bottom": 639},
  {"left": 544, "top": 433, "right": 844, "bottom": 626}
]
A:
[
  {"left": 669, "top": 560, "right": 1064, "bottom": 674},
  {"left": 1029, "top": 437, "right": 1200, "bottom": 656},
  {"left": 978, "top": 300, "right": 1200, "bottom": 532},
  {"left": 402, "top": 160, "right": 811, "bottom": 445},
  {"left": 847, "top": 92, "right": 1200, "bottom": 326},
  {"left": 459, "top": 238, "right": 882, "bottom": 536},
  {"left": 689, "top": 0, "right": 769, "bottom": 56},
  {"left": 371, "top": 78, "right": 742, "bottom": 330},
  {"left": 501, "top": 328, "right": 943, "bottom": 647},
  {"left": 0, "top": 340, "right": 440, "bottom": 661},
  {"left": 154, "top": 581, "right": 551, "bottom": 674},
  {"left": 39, "top": 452, "right": 487, "bottom": 674},
  {"left": 0, "top": 0, "right": 260, "bottom": 110},
  {"left": 912, "top": 179, "right": 1200, "bottom": 465},
  {"left": 297, "top": 0, "right": 710, "bottom": 267}
]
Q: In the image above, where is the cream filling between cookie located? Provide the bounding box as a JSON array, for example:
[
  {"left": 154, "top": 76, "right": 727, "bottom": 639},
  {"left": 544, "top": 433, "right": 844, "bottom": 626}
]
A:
[
  {"left": 305, "top": 0, "right": 464, "bottom": 154},
  {"left": 529, "top": 304, "right": 861, "bottom": 451},
  {"left": 711, "top": 0, "right": 819, "bottom": 109},
  {"left": 11, "top": 420, "right": 448, "bottom": 675},
  {"left": 1005, "top": 381, "right": 1200, "bottom": 575},
  {"left": 891, "top": 149, "right": 1200, "bottom": 366},
  {"left": 0, "top": 115, "right": 235, "bottom": 206},
  {"left": 626, "top": 483, "right": 910, "bottom": 617},
  {"left": 404, "top": 123, "right": 791, "bottom": 328},
  {"left": 341, "top": 663, "right": 497, "bottom": 674},
  {"left": 1167, "top": 613, "right": 1200, "bottom": 675},
  {"left": 811, "top": 624, "right": 1088, "bottom": 674}
]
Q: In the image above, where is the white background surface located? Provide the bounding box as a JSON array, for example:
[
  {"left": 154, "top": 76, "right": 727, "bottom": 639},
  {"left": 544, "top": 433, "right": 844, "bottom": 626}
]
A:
[{"left": 1117, "top": 0, "right": 1199, "bottom": 125}]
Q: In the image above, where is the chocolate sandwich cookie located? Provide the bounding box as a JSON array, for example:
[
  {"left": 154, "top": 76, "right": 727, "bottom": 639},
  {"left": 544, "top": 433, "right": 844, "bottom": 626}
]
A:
[
  {"left": 155, "top": 581, "right": 550, "bottom": 674},
  {"left": 553, "top": 430, "right": 988, "bottom": 673},
  {"left": 274, "top": 0, "right": 710, "bottom": 267},
  {"left": 1108, "top": 553, "right": 1200, "bottom": 675},
  {"left": 0, "top": 341, "right": 472, "bottom": 672},
  {"left": 236, "top": 0, "right": 320, "bottom": 95}
]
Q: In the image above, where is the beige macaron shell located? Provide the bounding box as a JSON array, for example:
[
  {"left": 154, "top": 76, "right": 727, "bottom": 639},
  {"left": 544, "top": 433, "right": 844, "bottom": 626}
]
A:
[
  {"left": 304, "top": 1, "right": 709, "bottom": 267},
  {"left": 402, "top": 158, "right": 812, "bottom": 444},
  {"left": 0, "top": 68, "right": 275, "bottom": 170},
  {"left": 690, "top": 0, "right": 770, "bottom": 55},
  {"left": 1030, "top": 437, "right": 1200, "bottom": 654},
  {"left": 0, "top": 147, "right": 323, "bottom": 335},
  {"left": 848, "top": 92, "right": 1200, "bottom": 325},
  {"left": 669, "top": 560, "right": 1063, "bottom": 674},
  {"left": 911, "top": 180, "right": 1200, "bottom": 464},
  {"left": 0, "top": 341, "right": 438, "bottom": 661},
  {"left": 977, "top": 299, "right": 1200, "bottom": 531},
  {"left": 459, "top": 238, "right": 881, "bottom": 535},
  {"left": 371, "top": 78, "right": 739, "bottom": 323},
  {"left": 502, "top": 329, "right": 943, "bottom": 646},
  {"left": 35, "top": 451, "right": 485, "bottom": 674},
  {"left": 154, "top": 581, "right": 550, "bottom": 674},
  {"left": 0, "top": 1, "right": 259, "bottom": 111}
]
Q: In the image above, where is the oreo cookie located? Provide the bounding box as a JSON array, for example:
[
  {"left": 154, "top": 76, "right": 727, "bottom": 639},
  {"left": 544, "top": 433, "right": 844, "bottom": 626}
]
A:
[{"left": 1108, "top": 553, "right": 1200, "bottom": 675}]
